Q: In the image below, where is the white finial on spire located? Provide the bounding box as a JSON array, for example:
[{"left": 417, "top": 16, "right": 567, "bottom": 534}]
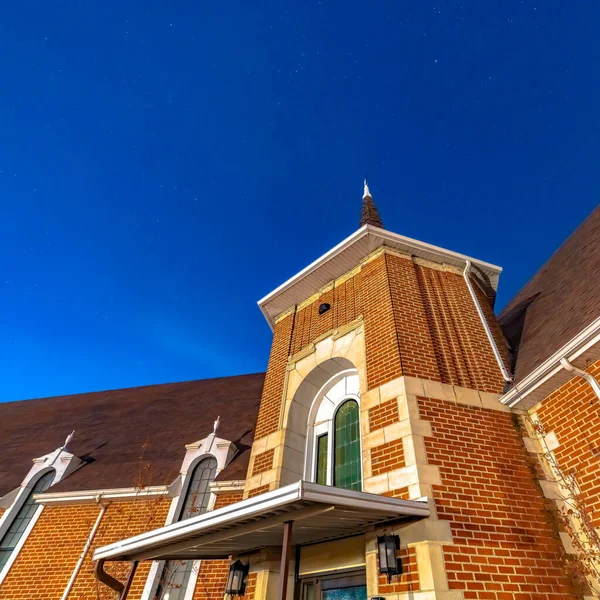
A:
[
  {"left": 213, "top": 416, "right": 220, "bottom": 435},
  {"left": 64, "top": 430, "right": 75, "bottom": 450},
  {"left": 363, "top": 178, "right": 371, "bottom": 198}
]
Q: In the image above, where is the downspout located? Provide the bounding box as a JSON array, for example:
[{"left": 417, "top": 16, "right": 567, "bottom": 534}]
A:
[
  {"left": 560, "top": 357, "right": 600, "bottom": 400},
  {"left": 463, "top": 261, "right": 513, "bottom": 383},
  {"left": 61, "top": 495, "right": 108, "bottom": 600}
]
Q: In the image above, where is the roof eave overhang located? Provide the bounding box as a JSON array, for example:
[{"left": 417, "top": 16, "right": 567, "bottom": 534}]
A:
[
  {"left": 258, "top": 225, "right": 502, "bottom": 329},
  {"left": 93, "top": 480, "right": 429, "bottom": 563},
  {"left": 500, "top": 316, "right": 600, "bottom": 410}
]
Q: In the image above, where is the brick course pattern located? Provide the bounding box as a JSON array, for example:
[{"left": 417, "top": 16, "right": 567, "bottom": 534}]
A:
[
  {"left": 0, "top": 498, "right": 170, "bottom": 600},
  {"left": 247, "top": 484, "right": 271, "bottom": 499},
  {"left": 535, "top": 358, "right": 600, "bottom": 527},
  {"left": 253, "top": 253, "right": 509, "bottom": 441},
  {"left": 213, "top": 490, "right": 244, "bottom": 510},
  {"left": 370, "top": 439, "right": 405, "bottom": 476},
  {"left": 376, "top": 547, "right": 419, "bottom": 594},
  {"left": 368, "top": 398, "right": 400, "bottom": 431},
  {"left": 418, "top": 396, "right": 577, "bottom": 599},
  {"left": 251, "top": 449, "right": 275, "bottom": 477}
]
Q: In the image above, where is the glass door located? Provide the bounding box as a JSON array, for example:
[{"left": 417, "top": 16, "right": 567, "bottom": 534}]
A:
[{"left": 301, "top": 573, "right": 367, "bottom": 600}]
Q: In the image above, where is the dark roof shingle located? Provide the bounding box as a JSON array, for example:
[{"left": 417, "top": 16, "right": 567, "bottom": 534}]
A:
[
  {"left": 499, "top": 206, "right": 600, "bottom": 382},
  {"left": 0, "top": 373, "right": 264, "bottom": 496}
]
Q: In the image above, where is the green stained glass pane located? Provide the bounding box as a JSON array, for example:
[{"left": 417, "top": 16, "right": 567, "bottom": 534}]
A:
[
  {"left": 316, "top": 433, "right": 328, "bottom": 485},
  {"left": 334, "top": 400, "right": 362, "bottom": 491}
]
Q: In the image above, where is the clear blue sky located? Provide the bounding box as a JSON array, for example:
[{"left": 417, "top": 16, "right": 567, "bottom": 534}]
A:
[{"left": 1, "top": 1, "right": 598, "bottom": 401}]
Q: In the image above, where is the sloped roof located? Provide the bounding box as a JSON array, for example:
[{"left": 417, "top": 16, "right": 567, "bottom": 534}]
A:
[
  {"left": 499, "top": 205, "right": 600, "bottom": 383},
  {"left": 0, "top": 373, "right": 264, "bottom": 496}
]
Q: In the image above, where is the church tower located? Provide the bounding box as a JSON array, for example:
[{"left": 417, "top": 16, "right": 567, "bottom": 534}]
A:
[{"left": 241, "top": 182, "right": 574, "bottom": 600}]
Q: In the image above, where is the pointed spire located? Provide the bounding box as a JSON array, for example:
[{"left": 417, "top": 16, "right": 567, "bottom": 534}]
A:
[{"left": 360, "top": 178, "right": 384, "bottom": 229}]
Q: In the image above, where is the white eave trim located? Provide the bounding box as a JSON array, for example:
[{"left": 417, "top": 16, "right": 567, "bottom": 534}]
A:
[
  {"left": 34, "top": 485, "right": 171, "bottom": 505},
  {"left": 257, "top": 225, "right": 502, "bottom": 328},
  {"left": 501, "top": 316, "right": 600, "bottom": 408}
]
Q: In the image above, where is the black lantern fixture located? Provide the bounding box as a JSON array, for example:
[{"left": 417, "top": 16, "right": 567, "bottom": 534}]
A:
[
  {"left": 377, "top": 535, "right": 402, "bottom": 582},
  {"left": 225, "top": 559, "right": 249, "bottom": 596}
]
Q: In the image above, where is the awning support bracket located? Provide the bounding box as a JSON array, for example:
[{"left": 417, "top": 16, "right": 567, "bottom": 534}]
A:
[{"left": 279, "top": 521, "right": 293, "bottom": 600}]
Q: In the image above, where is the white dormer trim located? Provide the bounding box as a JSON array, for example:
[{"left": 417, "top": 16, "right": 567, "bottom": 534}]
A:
[
  {"left": 141, "top": 432, "right": 238, "bottom": 600},
  {"left": 0, "top": 444, "right": 85, "bottom": 585}
]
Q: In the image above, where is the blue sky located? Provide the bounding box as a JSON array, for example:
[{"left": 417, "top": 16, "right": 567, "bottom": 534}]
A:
[{"left": 1, "top": 1, "right": 598, "bottom": 401}]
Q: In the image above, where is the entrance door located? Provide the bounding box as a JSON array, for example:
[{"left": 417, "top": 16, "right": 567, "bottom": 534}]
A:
[{"left": 301, "top": 573, "right": 367, "bottom": 600}]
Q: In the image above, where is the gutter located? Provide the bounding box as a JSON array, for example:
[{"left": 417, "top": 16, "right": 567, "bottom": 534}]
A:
[
  {"left": 35, "top": 485, "right": 170, "bottom": 506},
  {"left": 61, "top": 495, "right": 108, "bottom": 600},
  {"left": 501, "top": 316, "right": 600, "bottom": 407},
  {"left": 463, "top": 260, "right": 513, "bottom": 383},
  {"left": 560, "top": 357, "right": 600, "bottom": 401}
]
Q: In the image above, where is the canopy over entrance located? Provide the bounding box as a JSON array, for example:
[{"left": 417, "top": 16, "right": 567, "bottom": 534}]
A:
[{"left": 94, "top": 480, "right": 429, "bottom": 563}]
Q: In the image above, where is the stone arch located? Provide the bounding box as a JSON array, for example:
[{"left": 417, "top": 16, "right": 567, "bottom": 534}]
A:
[{"left": 276, "top": 324, "right": 367, "bottom": 487}]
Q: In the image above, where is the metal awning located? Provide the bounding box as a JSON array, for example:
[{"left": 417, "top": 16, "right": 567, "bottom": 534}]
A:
[{"left": 93, "top": 481, "right": 429, "bottom": 562}]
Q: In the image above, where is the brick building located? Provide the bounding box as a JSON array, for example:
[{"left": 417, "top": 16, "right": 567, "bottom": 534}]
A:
[{"left": 1, "top": 183, "right": 599, "bottom": 600}]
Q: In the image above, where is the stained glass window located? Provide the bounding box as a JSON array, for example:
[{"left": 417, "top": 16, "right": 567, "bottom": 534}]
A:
[
  {"left": 333, "top": 400, "right": 361, "bottom": 491},
  {"left": 157, "top": 456, "right": 218, "bottom": 599},
  {"left": 0, "top": 470, "right": 55, "bottom": 572},
  {"left": 316, "top": 433, "right": 329, "bottom": 485}
]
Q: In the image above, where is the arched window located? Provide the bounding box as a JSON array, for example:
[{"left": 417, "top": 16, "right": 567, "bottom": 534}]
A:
[
  {"left": 333, "top": 400, "right": 361, "bottom": 491},
  {"left": 157, "top": 456, "right": 217, "bottom": 600},
  {"left": 0, "top": 469, "right": 55, "bottom": 572},
  {"left": 307, "top": 372, "right": 362, "bottom": 492}
]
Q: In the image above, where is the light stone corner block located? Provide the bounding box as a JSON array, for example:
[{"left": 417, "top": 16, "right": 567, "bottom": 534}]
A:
[
  {"left": 379, "top": 377, "right": 406, "bottom": 403},
  {"left": 416, "top": 464, "right": 443, "bottom": 486},
  {"left": 415, "top": 543, "right": 450, "bottom": 592},
  {"left": 403, "top": 376, "right": 425, "bottom": 397},
  {"left": 453, "top": 386, "right": 482, "bottom": 408},
  {"left": 539, "top": 479, "right": 561, "bottom": 500},
  {"left": 383, "top": 420, "right": 411, "bottom": 444},
  {"left": 544, "top": 431, "right": 560, "bottom": 451},
  {"left": 479, "top": 391, "right": 511, "bottom": 412},
  {"left": 522, "top": 437, "right": 541, "bottom": 454},
  {"left": 361, "top": 388, "right": 381, "bottom": 410},
  {"left": 362, "top": 428, "right": 386, "bottom": 451},
  {"left": 387, "top": 465, "right": 419, "bottom": 490},
  {"left": 421, "top": 379, "right": 447, "bottom": 402},
  {"left": 363, "top": 473, "right": 390, "bottom": 495}
]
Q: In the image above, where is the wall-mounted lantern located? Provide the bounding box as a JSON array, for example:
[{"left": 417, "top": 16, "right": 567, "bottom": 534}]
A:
[
  {"left": 225, "top": 559, "right": 249, "bottom": 596},
  {"left": 377, "top": 535, "right": 402, "bottom": 582}
]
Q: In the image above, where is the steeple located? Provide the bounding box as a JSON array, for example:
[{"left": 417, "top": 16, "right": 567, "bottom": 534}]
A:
[{"left": 359, "top": 179, "right": 384, "bottom": 229}]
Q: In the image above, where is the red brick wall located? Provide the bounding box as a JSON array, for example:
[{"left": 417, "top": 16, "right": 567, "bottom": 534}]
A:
[
  {"left": 369, "top": 398, "right": 400, "bottom": 431},
  {"left": 371, "top": 439, "right": 405, "bottom": 476},
  {"left": 418, "top": 396, "right": 577, "bottom": 599},
  {"left": 376, "top": 547, "right": 419, "bottom": 594},
  {"left": 251, "top": 449, "right": 275, "bottom": 477},
  {"left": 255, "top": 313, "right": 295, "bottom": 440},
  {"left": 0, "top": 498, "right": 170, "bottom": 600},
  {"left": 213, "top": 490, "right": 244, "bottom": 510},
  {"left": 535, "top": 358, "right": 600, "bottom": 526},
  {"left": 253, "top": 253, "right": 509, "bottom": 443}
]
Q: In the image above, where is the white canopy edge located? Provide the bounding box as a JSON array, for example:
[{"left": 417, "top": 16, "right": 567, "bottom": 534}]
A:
[{"left": 93, "top": 480, "right": 429, "bottom": 562}]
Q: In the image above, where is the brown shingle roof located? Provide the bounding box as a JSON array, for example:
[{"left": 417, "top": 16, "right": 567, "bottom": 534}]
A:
[
  {"left": 499, "top": 205, "right": 600, "bottom": 383},
  {"left": 0, "top": 373, "right": 264, "bottom": 496}
]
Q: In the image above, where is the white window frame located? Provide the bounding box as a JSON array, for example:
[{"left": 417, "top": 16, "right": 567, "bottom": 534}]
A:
[
  {"left": 304, "top": 370, "right": 362, "bottom": 489},
  {"left": 141, "top": 433, "right": 236, "bottom": 600},
  {"left": 0, "top": 446, "right": 84, "bottom": 585}
]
